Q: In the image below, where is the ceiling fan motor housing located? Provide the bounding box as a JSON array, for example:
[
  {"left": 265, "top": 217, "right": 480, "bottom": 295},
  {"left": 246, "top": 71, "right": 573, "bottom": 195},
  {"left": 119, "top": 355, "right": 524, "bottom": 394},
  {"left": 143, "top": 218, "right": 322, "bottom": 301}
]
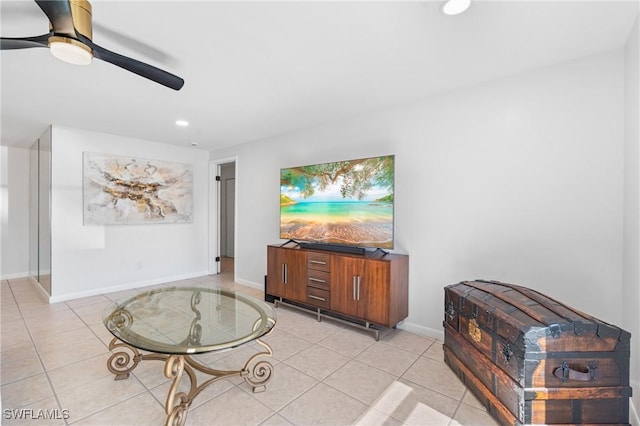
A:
[
  {"left": 48, "top": 0, "right": 93, "bottom": 55},
  {"left": 70, "top": 0, "right": 92, "bottom": 39}
]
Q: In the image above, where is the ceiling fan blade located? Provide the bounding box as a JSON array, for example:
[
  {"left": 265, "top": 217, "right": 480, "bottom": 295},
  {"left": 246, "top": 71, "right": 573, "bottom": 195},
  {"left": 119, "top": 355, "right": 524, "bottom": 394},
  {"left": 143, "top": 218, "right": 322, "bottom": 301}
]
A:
[
  {"left": 1, "top": 33, "right": 51, "bottom": 50},
  {"left": 34, "top": 0, "right": 75, "bottom": 36},
  {"left": 93, "top": 22, "right": 175, "bottom": 66},
  {"left": 78, "top": 34, "right": 184, "bottom": 91}
]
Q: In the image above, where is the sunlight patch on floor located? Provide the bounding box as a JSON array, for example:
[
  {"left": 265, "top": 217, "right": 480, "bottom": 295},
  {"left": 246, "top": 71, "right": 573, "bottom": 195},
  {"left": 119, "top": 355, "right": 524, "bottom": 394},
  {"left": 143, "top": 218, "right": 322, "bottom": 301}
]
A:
[{"left": 355, "top": 380, "right": 452, "bottom": 425}]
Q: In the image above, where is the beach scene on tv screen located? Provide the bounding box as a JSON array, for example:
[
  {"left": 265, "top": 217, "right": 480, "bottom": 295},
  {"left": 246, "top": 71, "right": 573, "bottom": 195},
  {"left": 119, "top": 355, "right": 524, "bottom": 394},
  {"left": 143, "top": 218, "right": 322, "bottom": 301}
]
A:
[{"left": 280, "top": 155, "right": 394, "bottom": 249}]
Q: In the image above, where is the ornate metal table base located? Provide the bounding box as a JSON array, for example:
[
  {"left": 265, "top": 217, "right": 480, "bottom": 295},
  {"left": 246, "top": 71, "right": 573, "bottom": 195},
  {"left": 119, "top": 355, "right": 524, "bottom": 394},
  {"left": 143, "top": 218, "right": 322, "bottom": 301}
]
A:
[{"left": 107, "top": 337, "right": 274, "bottom": 426}]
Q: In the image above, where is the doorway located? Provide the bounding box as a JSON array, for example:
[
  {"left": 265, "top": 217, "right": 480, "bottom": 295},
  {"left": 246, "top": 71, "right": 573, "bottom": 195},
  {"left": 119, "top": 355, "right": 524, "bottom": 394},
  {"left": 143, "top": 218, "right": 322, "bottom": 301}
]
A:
[{"left": 217, "top": 161, "right": 236, "bottom": 275}]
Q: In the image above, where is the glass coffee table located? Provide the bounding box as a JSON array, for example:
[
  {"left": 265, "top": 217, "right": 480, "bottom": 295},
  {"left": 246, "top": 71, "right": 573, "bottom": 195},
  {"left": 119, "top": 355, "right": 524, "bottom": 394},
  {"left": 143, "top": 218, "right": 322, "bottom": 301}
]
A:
[{"left": 103, "top": 286, "right": 276, "bottom": 426}]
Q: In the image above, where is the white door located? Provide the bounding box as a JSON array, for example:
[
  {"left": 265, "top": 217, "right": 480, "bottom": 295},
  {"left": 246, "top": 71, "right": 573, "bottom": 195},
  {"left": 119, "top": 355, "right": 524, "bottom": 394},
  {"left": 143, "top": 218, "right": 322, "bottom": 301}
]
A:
[{"left": 225, "top": 177, "right": 235, "bottom": 257}]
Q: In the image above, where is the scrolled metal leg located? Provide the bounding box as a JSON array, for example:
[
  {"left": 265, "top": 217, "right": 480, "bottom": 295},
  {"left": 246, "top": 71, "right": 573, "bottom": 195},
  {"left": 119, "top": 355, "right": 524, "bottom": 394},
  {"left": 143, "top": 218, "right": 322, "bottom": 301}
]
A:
[
  {"left": 106, "top": 330, "right": 275, "bottom": 424},
  {"left": 107, "top": 337, "right": 142, "bottom": 380},
  {"left": 164, "top": 355, "right": 190, "bottom": 426},
  {"left": 242, "top": 338, "right": 274, "bottom": 393}
]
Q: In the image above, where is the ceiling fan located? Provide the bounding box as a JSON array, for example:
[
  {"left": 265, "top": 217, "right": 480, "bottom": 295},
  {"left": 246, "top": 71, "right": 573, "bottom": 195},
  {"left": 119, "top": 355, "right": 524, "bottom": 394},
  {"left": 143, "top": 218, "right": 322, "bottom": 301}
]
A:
[{"left": 0, "top": 0, "right": 184, "bottom": 90}]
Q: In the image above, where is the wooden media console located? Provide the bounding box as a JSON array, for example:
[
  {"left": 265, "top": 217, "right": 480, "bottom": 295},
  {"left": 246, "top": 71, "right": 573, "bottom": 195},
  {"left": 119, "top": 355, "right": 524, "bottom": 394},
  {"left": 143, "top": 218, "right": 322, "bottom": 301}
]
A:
[{"left": 266, "top": 244, "right": 409, "bottom": 340}]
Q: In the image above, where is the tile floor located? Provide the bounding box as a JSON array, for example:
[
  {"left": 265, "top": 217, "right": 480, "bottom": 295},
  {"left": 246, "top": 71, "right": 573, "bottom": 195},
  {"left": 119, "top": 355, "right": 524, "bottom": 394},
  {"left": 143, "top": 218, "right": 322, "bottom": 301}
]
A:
[{"left": 0, "top": 271, "right": 499, "bottom": 426}]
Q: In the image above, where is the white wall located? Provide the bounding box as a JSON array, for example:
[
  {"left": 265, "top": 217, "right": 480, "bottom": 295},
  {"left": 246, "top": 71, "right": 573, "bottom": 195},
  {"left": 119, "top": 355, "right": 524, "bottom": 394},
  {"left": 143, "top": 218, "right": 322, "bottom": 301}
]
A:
[
  {"left": 212, "top": 49, "right": 625, "bottom": 340},
  {"left": 623, "top": 14, "right": 640, "bottom": 425},
  {"left": 49, "top": 127, "right": 210, "bottom": 301},
  {"left": 0, "top": 146, "right": 30, "bottom": 279}
]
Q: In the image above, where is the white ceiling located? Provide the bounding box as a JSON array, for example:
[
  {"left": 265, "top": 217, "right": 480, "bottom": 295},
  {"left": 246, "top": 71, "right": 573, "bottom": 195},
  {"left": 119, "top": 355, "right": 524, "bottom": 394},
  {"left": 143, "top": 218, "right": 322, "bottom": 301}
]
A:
[{"left": 1, "top": 0, "right": 638, "bottom": 151}]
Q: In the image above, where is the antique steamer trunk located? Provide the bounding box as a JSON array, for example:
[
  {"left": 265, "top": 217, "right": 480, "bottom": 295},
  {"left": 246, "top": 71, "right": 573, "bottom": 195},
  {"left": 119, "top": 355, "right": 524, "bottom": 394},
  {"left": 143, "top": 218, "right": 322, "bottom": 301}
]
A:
[{"left": 443, "top": 280, "right": 632, "bottom": 425}]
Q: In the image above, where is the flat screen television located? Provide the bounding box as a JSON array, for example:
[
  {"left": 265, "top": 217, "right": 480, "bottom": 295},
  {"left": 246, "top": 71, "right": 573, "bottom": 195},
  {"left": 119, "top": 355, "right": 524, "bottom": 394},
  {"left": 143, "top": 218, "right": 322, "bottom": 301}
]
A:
[{"left": 280, "top": 155, "right": 394, "bottom": 250}]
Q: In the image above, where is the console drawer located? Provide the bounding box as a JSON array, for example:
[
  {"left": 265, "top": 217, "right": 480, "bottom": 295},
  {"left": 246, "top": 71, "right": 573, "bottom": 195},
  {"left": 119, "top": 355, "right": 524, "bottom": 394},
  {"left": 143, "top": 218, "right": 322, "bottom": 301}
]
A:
[
  {"left": 307, "top": 287, "right": 330, "bottom": 309},
  {"left": 307, "top": 253, "right": 331, "bottom": 272},
  {"left": 307, "top": 270, "right": 330, "bottom": 290}
]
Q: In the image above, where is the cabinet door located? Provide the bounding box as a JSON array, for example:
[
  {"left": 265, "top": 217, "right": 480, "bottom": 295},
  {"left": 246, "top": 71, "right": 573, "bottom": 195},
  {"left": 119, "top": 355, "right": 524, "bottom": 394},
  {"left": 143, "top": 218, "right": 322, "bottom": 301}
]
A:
[
  {"left": 358, "top": 260, "right": 390, "bottom": 325},
  {"left": 267, "top": 247, "right": 306, "bottom": 301},
  {"left": 331, "top": 256, "right": 391, "bottom": 325},
  {"left": 330, "top": 256, "right": 364, "bottom": 318}
]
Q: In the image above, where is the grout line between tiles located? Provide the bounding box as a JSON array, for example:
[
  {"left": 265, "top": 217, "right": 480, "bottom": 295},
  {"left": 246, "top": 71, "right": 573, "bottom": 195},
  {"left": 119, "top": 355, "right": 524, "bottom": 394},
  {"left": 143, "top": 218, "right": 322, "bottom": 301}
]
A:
[
  {"left": 3, "top": 275, "right": 499, "bottom": 426},
  {"left": 4, "top": 278, "right": 70, "bottom": 426}
]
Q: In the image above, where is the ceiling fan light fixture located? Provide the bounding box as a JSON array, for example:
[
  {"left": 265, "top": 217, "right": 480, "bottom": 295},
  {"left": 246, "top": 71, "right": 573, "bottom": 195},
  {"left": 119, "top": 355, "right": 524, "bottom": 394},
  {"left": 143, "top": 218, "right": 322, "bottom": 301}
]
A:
[
  {"left": 49, "top": 36, "right": 92, "bottom": 65},
  {"left": 442, "top": 0, "right": 471, "bottom": 16}
]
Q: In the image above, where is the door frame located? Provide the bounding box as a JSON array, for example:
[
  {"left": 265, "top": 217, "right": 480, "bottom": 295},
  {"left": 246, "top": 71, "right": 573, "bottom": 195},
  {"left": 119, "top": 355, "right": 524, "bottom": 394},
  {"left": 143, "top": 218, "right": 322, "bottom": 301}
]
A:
[{"left": 209, "top": 156, "right": 238, "bottom": 277}]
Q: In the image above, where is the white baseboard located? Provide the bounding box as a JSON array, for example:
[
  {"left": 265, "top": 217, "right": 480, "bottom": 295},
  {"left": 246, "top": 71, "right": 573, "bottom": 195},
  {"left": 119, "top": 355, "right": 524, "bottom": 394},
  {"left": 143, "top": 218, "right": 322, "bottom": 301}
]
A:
[
  {"left": 47, "top": 270, "right": 210, "bottom": 303},
  {"left": 0, "top": 272, "right": 29, "bottom": 280},
  {"left": 234, "top": 277, "right": 263, "bottom": 290},
  {"left": 29, "top": 275, "right": 51, "bottom": 302},
  {"left": 397, "top": 321, "right": 444, "bottom": 342}
]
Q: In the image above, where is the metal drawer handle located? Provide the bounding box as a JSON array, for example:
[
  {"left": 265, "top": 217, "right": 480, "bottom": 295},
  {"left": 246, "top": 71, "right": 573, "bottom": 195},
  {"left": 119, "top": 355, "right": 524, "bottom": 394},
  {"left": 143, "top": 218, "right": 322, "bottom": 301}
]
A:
[
  {"left": 352, "top": 276, "right": 356, "bottom": 300},
  {"left": 309, "top": 260, "right": 327, "bottom": 265},
  {"left": 309, "top": 277, "right": 326, "bottom": 283},
  {"left": 308, "top": 295, "right": 326, "bottom": 302}
]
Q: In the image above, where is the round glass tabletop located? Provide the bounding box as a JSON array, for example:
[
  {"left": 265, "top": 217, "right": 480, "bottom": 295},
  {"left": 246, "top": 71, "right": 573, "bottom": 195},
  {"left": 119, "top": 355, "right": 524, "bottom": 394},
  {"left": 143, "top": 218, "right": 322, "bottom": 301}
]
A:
[{"left": 103, "top": 286, "right": 276, "bottom": 354}]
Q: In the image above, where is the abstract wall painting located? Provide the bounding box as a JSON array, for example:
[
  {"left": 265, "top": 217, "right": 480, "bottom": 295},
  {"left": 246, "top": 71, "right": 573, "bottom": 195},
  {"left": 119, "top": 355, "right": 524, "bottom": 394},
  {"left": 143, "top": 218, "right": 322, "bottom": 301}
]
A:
[{"left": 83, "top": 152, "right": 193, "bottom": 225}]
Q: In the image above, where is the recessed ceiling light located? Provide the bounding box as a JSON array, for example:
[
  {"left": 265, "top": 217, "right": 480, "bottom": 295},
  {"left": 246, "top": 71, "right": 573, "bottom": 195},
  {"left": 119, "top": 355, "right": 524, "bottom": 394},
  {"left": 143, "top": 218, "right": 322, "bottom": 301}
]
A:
[
  {"left": 175, "top": 120, "right": 189, "bottom": 127},
  {"left": 442, "top": 0, "right": 471, "bottom": 16}
]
